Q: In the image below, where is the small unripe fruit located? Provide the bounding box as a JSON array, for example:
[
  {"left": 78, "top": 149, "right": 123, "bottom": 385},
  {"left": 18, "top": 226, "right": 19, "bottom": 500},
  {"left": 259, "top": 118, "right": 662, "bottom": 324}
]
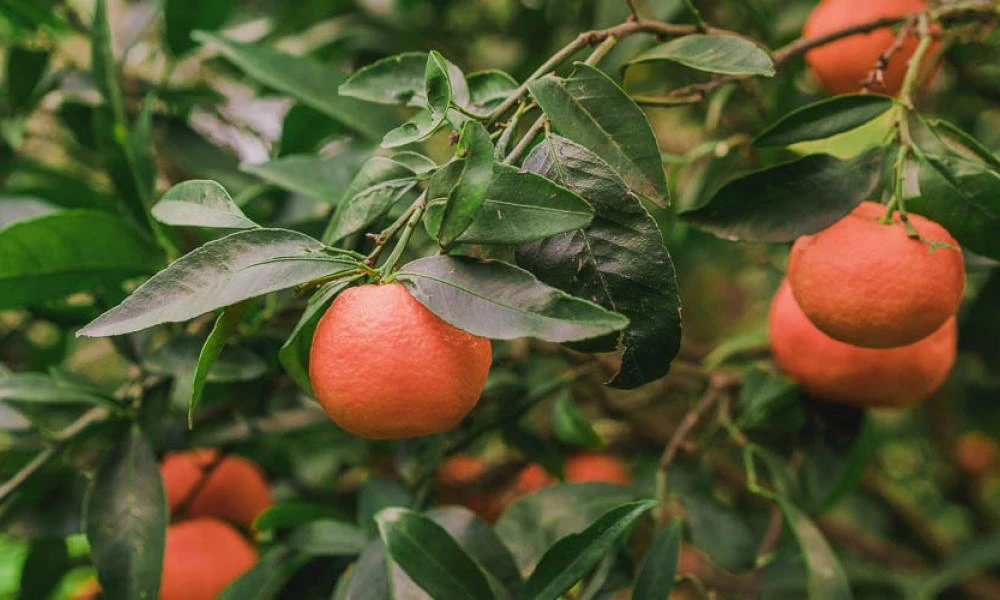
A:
[
  {"left": 769, "top": 279, "right": 956, "bottom": 407},
  {"left": 160, "top": 448, "right": 272, "bottom": 528},
  {"left": 803, "top": 0, "right": 940, "bottom": 95},
  {"left": 309, "top": 284, "right": 492, "bottom": 439},
  {"left": 789, "top": 202, "right": 964, "bottom": 348}
]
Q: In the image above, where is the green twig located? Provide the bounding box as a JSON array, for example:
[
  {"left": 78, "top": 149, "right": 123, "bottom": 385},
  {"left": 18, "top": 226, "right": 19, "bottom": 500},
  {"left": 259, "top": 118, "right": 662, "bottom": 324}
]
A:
[
  {"left": 681, "top": 0, "right": 710, "bottom": 32},
  {"left": 377, "top": 195, "right": 428, "bottom": 276}
]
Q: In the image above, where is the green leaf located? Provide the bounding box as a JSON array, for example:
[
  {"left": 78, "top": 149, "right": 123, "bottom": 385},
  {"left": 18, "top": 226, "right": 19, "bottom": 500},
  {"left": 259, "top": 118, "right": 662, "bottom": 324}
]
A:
[
  {"left": 359, "top": 476, "right": 413, "bottom": 538},
  {"left": 0, "top": 372, "right": 122, "bottom": 412},
  {"left": 279, "top": 104, "right": 345, "bottom": 156},
  {"left": 802, "top": 411, "right": 876, "bottom": 513},
  {"left": 279, "top": 278, "right": 358, "bottom": 393},
  {"left": 396, "top": 255, "right": 628, "bottom": 342},
  {"left": 91, "top": 0, "right": 125, "bottom": 124},
  {"left": 322, "top": 157, "right": 420, "bottom": 243},
  {"left": 495, "top": 483, "right": 634, "bottom": 572},
  {"left": 189, "top": 300, "right": 252, "bottom": 427},
  {"left": 254, "top": 500, "right": 340, "bottom": 530},
  {"left": 242, "top": 151, "right": 369, "bottom": 202},
  {"left": 528, "top": 63, "right": 668, "bottom": 206},
  {"left": 287, "top": 520, "right": 369, "bottom": 556},
  {"left": 78, "top": 228, "right": 358, "bottom": 337},
  {"left": 5, "top": 46, "right": 49, "bottom": 114},
  {"left": 426, "top": 507, "right": 523, "bottom": 598},
  {"left": 219, "top": 546, "right": 309, "bottom": 600},
  {"left": 683, "top": 149, "right": 883, "bottom": 242},
  {"left": 339, "top": 52, "right": 433, "bottom": 107},
  {"left": 632, "top": 519, "right": 682, "bottom": 600},
  {"left": 928, "top": 119, "right": 1000, "bottom": 171},
  {"left": 780, "top": 500, "right": 852, "bottom": 600},
  {"left": 381, "top": 52, "right": 453, "bottom": 148},
  {"left": 551, "top": 391, "right": 605, "bottom": 449},
  {"left": 153, "top": 180, "right": 258, "bottom": 229},
  {"left": 466, "top": 70, "right": 518, "bottom": 115},
  {"left": 164, "top": 0, "right": 232, "bottom": 57},
  {"left": 85, "top": 425, "right": 167, "bottom": 600},
  {"left": 516, "top": 136, "right": 681, "bottom": 388},
  {"left": 376, "top": 507, "right": 495, "bottom": 600},
  {"left": 129, "top": 95, "right": 158, "bottom": 210},
  {"left": 522, "top": 500, "right": 656, "bottom": 600},
  {"left": 912, "top": 159, "right": 1000, "bottom": 260},
  {"left": 342, "top": 541, "right": 394, "bottom": 600},
  {"left": 629, "top": 34, "right": 774, "bottom": 76},
  {"left": 0, "top": 210, "right": 162, "bottom": 309},
  {"left": 194, "top": 32, "right": 393, "bottom": 141},
  {"left": 437, "top": 121, "right": 494, "bottom": 246},
  {"left": 17, "top": 538, "right": 69, "bottom": 600},
  {"left": 755, "top": 95, "right": 895, "bottom": 148},
  {"left": 917, "top": 537, "right": 1000, "bottom": 599},
  {"left": 737, "top": 366, "right": 804, "bottom": 431},
  {"left": 425, "top": 162, "right": 594, "bottom": 245}
]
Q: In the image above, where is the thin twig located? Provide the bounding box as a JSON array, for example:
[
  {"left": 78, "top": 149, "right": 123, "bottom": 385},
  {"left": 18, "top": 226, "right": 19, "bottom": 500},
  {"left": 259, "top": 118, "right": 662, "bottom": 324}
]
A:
[
  {"left": 503, "top": 117, "right": 547, "bottom": 165},
  {"left": 863, "top": 15, "right": 917, "bottom": 90},
  {"left": 623, "top": 0, "right": 641, "bottom": 22}
]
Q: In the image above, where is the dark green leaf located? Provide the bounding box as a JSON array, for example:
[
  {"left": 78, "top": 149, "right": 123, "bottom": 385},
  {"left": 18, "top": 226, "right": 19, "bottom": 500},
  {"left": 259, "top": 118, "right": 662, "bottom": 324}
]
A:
[
  {"left": 551, "top": 391, "right": 605, "bottom": 449},
  {"left": 755, "top": 95, "right": 895, "bottom": 147},
  {"left": 0, "top": 372, "right": 121, "bottom": 412},
  {"left": 148, "top": 335, "right": 266, "bottom": 385},
  {"left": 437, "top": 121, "right": 494, "bottom": 246},
  {"left": 358, "top": 476, "right": 413, "bottom": 538},
  {"left": 91, "top": 0, "right": 125, "bottom": 124},
  {"left": 629, "top": 34, "right": 774, "bottom": 76},
  {"left": 516, "top": 136, "right": 681, "bottom": 388},
  {"left": 5, "top": 46, "right": 49, "bottom": 113},
  {"left": 0, "top": 210, "right": 162, "bottom": 309},
  {"left": 397, "top": 255, "right": 628, "bottom": 342},
  {"left": 254, "top": 500, "right": 340, "bottom": 530},
  {"left": 153, "top": 180, "right": 258, "bottom": 229},
  {"left": 928, "top": 119, "right": 1000, "bottom": 170},
  {"left": 738, "top": 366, "right": 804, "bottom": 431},
  {"left": 189, "top": 300, "right": 251, "bottom": 426},
  {"left": 17, "top": 538, "right": 69, "bottom": 600},
  {"left": 78, "top": 229, "right": 358, "bottom": 337},
  {"left": 343, "top": 541, "right": 393, "bottom": 600},
  {"left": 522, "top": 500, "right": 655, "bottom": 600},
  {"left": 917, "top": 537, "right": 1000, "bottom": 599},
  {"left": 129, "top": 95, "right": 158, "bottom": 210},
  {"left": 381, "top": 52, "right": 453, "bottom": 148},
  {"left": 426, "top": 507, "right": 523, "bottom": 598},
  {"left": 242, "top": 152, "right": 368, "bottom": 202},
  {"left": 85, "top": 425, "right": 167, "bottom": 600},
  {"left": 287, "top": 520, "right": 369, "bottom": 556},
  {"left": 683, "top": 149, "right": 883, "bottom": 242},
  {"left": 219, "top": 546, "right": 309, "bottom": 600},
  {"left": 803, "top": 411, "right": 876, "bottom": 513},
  {"left": 279, "top": 104, "right": 345, "bottom": 156},
  {"left": 495, "top": 483, "right": 634, "bottom": 571},
  {"left": 339, "top": 52, "right": 432, "bottom": 107},
  {"left": 780, "top": 500, "right": 852, "bottom": 600},
  {"left": 279, "top": 278, "right": 357, "bottom": 393},
  {"left": 632, "top": 519, "right": 683, "bottom": 600},
  {"left": 376, "top": 507, "right": 494, "bottom": 600},
  {"left": 913, "top": 159, "right": 1000, "bottom": 260},
  {"left": 322, "top": 157, "right": 420, "bottom": 243},
  {"left": 194, "top": 32, "right": 393, "bottom": 141},
  {"left": 466, "top": 70, "right": 518, "bottom": 115},
  {"left": 425, "top": 162, "right": 594, "bottom": 245},
  {"left": 164, "top": 0, "right": 232, "bottom": 56},
  {"left": 528, "top": 64, "right": 667, "bottom": 206}
]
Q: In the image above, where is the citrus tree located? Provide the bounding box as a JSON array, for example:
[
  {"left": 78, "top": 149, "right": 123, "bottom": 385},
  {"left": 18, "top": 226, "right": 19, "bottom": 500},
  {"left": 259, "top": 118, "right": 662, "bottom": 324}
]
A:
[{"left": 1, "top": 0, "right": 1000, "bottom": 598}]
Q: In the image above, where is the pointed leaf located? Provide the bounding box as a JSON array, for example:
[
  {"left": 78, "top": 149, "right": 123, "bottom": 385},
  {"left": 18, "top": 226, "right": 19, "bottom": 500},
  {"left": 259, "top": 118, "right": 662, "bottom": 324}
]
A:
[
  {"left": 466, "top": 70, "right": 518, "bottom": 115},
  {"left": 322, "top": 157, "right": 420, "bottom": 243},
  {"left": 17, "top": 538, "right": 70, "bottom": 600},
  {"left": 279, "top": 277, "right": 358, "bottom": 393},
  {"left": 381, "top": 52, "right": 453, "bottom": 148},
  {"left": 254, "top": 500, "right": 340, "bottom": 530},
  {"left": 5, "top": 46, "right": 49, "bottom": 114},
  {"left": 85, "top": 426, "right": 167, "bottom": 600},
  {"left": 632, "top": 520, "right": 683, "bottom": 600},
  {"left": 91, "top": 0, "right": 125, "bottom": 124},
  {"left": 287, "top": 520, "right": 369, "bottom": 556},
  {"left": 164, "top": 0, "right": 232, "bottom": 57},
  {"left": 0, "top": 373, "right": 122, "bottom": 412},
  {"left": 78, "top": 229, "right": 359, "bottom": 337},
  {"left": 551, "top": 391, "right": 605, "bottom": 449},
  {"left": 396, "top": 255, "right": 628, "bottom": 342},
  {"left": 629, "top": 34, "right": 774, "bottom": 76},
  {"left": 219, "top": 546, "right": 309, "bottom": 600},
  {"left": 683, "top": 149, "right": 883, "bottom": 242},
  {"left": 189, "top": 300, "right": 252, "bottom": 426},
  {"left": 780, "top": 500, "right": 852, "bottom": 600},
  {"left": 929, "top": 119, "right": 1000, "bottom": 170},
  {"left": 516, "top": 136, "right": 681, "bottom": 388},
  {"left": 375, "top": 507, "right": 494, "bottom": 600},
  {"left": 242, "top": 152, "right": 368, "bottom": 202},
  {"left": 0, "top": 210, "right": 162, "bottom": 309},
  {"left": 756, "top": 94, "right": 895, "bottom": 147},
  {"left": 339, "top": 52, "right": 432, "bottom": 107},
  {"left": 359, "top": 476, "right": 413, "bottom": 538},
  {"left": 194, "top": 32, "right": 393, "bottom": 141},
  {"left": 153, "top": 180, "right": 258, "bottom": 229},
  {"left": 913, "top": 159, "right": 1000, "bottom": 260},
  {"left": 437, "top": 121, "right": 494, "bottom": 246},
  {"left": 528, "top": 64, "right": 667, "bottom": 206},
  {"left": 522, "top": 500, "right": 656, "bottom": 600}
]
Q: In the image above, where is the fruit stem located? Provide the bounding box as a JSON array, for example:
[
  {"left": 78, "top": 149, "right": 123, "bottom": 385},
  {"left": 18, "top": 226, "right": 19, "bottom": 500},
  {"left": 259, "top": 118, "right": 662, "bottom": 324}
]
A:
[
  {"left": 365, "top": 193, "right": 426, "bottom": 268},
  {"left": 898, "top": 14, "right": 933, "bottom": 111}
]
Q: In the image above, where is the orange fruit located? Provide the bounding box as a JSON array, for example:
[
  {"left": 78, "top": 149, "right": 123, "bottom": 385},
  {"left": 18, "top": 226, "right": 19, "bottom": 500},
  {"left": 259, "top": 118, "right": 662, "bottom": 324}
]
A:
[
  {"left": 160, "top": 518, "right": 257, "bottom": 600},
  {"left": 309, "top": 283, "right": 492, "bottom": 439},
  {"left": 769, "top": 279, "right": 956, "bottom": 408},
  {"left": 161, "top": 448, "right": 272, "bottom": 528},
  {"left": 69, "top": 578, "right": 100, "bottom": 600},
  {"left": 564, "top": 453, "right": 632, "bottom": 485},
  {"left": 803, "top": 0, "right": 940, "bottom": 95},
  {"left": 788, "top": 201, "right": 964, "bottom": 348},
  {"left": 515, "top": 463, "right": 557, "bottom": 494},
  {"left": 954, "top": 432, "right": 1000, "bottom": 475},
  {"left": 437, "top": 454, "right": 506, "bottom": 522}
]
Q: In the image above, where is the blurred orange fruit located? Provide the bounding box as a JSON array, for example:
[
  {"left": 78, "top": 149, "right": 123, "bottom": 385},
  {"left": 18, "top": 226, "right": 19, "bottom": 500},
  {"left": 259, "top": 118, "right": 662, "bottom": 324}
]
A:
[
  {"left": 161, "top": 448, "right": 272, "bottom": 528},
  {"left": 788, "top": 201, "right": 964, "bottom": 348},
  {"left": 565, "top": 453, "right": 632, "bottom": 485},
  {"left": 437, "top": 454, "right": 506, "bottom": 522},
  {"left": 954, "top": 432, "right": 1000, "bottom": 475},
  {"left": 309, "top": 284, "right": 492, "bottom": 439},
  {"left": 160, "top": 518, "right": 257, "bottom": 600},
  {"left": 769, "top": 279, "right": 956, "bottom": 407}
]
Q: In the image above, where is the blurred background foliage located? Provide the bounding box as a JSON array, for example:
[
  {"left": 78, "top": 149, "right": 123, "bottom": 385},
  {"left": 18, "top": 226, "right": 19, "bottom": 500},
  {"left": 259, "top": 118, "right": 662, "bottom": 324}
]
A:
[{"left": 0, "top": 0, "right": 999, "bottom": 598}]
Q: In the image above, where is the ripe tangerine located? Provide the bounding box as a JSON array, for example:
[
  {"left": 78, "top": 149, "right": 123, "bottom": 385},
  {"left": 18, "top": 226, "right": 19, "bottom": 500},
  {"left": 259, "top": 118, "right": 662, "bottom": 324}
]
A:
[
  {"left": 160, "top": 448, "right": 272, "bottom": 528},
  {"left": 788, "top": 201, "right": 964, "bottom": 348},
  {"left": 160, "top": 518, "right": 257, "bottom": 600},
  {"left": 769, "top": 279, "right": 956, "bottom": 407},
  {"left": 309, "top": 283, "right": 492, "bottom": 439}
]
